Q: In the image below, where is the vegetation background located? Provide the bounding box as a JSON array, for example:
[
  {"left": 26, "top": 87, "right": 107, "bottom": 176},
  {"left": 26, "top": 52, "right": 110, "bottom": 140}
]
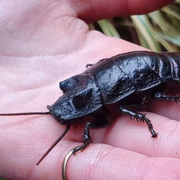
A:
[
  {"left": 90, "top": 0, "right": 180, "bottom": 52},
  {"left": 0, "top": 0, "right": 179, "bottom": 180}
]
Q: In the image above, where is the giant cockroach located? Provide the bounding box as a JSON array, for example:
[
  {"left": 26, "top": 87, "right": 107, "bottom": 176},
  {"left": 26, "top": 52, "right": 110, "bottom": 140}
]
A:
[{"left": 1, "top": 50, "right": 180, "bottom": 166}]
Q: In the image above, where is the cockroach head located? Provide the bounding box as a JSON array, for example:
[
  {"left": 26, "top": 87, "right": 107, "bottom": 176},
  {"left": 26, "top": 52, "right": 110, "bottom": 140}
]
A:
[{"left": 47, "top": 74, "right": 102, "bottom": 124}]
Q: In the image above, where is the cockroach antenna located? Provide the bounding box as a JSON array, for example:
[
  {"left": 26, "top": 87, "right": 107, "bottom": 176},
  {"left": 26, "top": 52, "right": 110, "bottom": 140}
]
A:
[
  {"left": 36, "top": 124, "right": 70, "bottom": 165},
  {"left": 0, "top": 112, "right": 50, "bottom": 116},
  {"left": 0, "top": 111, "right": 71, "bottom": 165}
]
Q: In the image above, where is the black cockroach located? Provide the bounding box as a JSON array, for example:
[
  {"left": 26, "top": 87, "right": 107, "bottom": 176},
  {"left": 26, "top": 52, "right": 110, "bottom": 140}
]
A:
[{"left": 1, "top": 51, "right": 180, "bottom": 165}]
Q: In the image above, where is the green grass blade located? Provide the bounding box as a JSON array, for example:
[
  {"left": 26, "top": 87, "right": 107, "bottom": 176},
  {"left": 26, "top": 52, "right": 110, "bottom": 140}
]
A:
[
  {"left": 97, "top": 19, "right": 120, "bottom": 38},
  {"left": 162, "top": 7, "right": 180, "bottom": 21},
  {"left": 131, "top": 15, "right": 161, "bottom": 51}
]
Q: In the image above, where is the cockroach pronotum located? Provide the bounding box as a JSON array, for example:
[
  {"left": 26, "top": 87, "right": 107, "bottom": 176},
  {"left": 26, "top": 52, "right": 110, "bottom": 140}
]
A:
[{"left": 1, "top": 51, "right": 180, "bottom": 171}]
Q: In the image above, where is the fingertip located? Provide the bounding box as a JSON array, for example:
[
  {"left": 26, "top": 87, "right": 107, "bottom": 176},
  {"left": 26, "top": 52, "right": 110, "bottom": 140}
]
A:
[{"left": 72, "top": 0, "right": 175, "bottom": 22}]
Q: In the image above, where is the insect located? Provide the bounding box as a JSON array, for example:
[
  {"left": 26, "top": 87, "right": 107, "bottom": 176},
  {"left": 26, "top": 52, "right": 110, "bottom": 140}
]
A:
[{"left": 1, "top": 51, "right": 180, "bottom": 166}]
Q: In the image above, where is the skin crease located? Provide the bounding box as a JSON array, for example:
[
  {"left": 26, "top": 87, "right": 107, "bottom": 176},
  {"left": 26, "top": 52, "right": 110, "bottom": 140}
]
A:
[{"left": 0, "top": 0, "right": 180, "bottom": 179}]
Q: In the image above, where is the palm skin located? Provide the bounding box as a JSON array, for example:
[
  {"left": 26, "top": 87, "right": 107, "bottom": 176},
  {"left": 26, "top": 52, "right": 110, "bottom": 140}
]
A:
[{"left": 0, "top": 0, "right": 180, "bottom": 180}]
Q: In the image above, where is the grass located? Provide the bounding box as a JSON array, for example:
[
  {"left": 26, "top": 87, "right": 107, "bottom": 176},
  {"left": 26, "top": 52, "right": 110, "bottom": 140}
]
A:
[{"left": 91, "top": 0, "right": 180, "bottom": 52}]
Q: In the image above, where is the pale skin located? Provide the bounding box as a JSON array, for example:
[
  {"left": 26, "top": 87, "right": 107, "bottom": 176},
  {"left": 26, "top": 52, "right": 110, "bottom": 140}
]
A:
[{"left": 0, "top": 0, "right": 180, "bottom": 179}]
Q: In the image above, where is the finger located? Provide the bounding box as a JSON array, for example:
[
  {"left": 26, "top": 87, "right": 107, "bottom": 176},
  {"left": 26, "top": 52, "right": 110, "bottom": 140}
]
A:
[
  {"left": 70, "top": 0, "right": 175, "bottom": 22},
  {"left": 66, "top": 144, "right": 180, "bottom": 180},
  {"left": 149, "top": 98, "right": 180, "bottom": 121},
  {"left": 61, "top": 110, "right": 180, "bottom": 159},
  {"left": 88, "top": 113, "right": 180, "bottom": 159},
  {"left": 1, "top": 115, "right": 180, "bottom": 180}
]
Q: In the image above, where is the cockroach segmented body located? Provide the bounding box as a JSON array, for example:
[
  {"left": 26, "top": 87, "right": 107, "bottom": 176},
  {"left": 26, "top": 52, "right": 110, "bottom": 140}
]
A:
[{"left": 1, "top": 51, "right": 180, "bottom": 165}]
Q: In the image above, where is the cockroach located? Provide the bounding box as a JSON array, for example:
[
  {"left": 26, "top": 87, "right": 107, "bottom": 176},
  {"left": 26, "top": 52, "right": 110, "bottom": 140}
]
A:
[{"left": 1, "top": 51, "right": 180, "bottom": 166}]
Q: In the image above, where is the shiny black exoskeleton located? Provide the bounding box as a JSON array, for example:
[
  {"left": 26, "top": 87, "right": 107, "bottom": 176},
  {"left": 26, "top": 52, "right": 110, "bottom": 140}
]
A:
[
  {"left": 47, "top": 51, "right": 180, "bottom": 153},
  {"left": 1, "top": 51, "right": 180, "bottom": 164}
]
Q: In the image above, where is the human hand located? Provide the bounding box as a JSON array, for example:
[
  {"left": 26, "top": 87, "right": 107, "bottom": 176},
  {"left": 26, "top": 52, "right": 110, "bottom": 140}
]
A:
[{"left": 0, "top": 0, "right": 178, "bottom": 180}]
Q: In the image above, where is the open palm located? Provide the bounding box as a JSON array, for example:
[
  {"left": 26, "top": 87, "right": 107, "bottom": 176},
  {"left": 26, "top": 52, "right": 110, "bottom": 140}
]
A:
[{"left": 0, "top": 0, "right": 179, "bottom": 180}]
